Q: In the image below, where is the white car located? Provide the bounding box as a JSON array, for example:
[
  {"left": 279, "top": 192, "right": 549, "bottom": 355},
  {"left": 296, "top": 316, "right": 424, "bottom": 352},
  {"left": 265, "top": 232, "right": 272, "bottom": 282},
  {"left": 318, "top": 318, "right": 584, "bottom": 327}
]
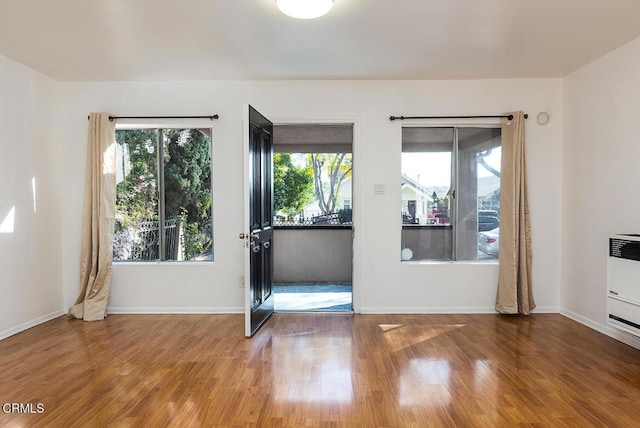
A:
[{"left": 478, "top": 227, "right": 499, "bottom": 257}]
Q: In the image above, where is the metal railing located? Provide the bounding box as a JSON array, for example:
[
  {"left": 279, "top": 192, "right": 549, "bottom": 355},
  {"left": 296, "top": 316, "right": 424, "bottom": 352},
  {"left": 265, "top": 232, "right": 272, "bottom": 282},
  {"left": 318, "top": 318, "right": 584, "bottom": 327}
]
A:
[
  {"left": 114, "top": 219, "right": 179, "bottom": 261},
  {"left": 274, "top": 209, "right": 352, "bottom": 226},
  {"left": 133, "top": 219, "right": 179, "bottom": 260}
]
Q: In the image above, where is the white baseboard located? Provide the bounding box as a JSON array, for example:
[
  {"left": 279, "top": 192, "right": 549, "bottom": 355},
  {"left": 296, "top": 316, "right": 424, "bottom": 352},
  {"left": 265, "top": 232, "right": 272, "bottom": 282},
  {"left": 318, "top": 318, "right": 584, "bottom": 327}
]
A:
[
  {"left": 358, "top": 305, "right": 558, "bottom": 314},
  {"left": 107, "top": 307, "right": 244, "bottom": 315},
  {"left": 531, "top": 306, "right": 559, "bottom": 313},
  {"left": 359, "top": 307, "right": 497, "bottom": 314},
  {"left": 560, "top": 309, "right": 640, "bottom": 350},
  {"left": 0, "top": 310, "right": 65, "bottom": 341}
]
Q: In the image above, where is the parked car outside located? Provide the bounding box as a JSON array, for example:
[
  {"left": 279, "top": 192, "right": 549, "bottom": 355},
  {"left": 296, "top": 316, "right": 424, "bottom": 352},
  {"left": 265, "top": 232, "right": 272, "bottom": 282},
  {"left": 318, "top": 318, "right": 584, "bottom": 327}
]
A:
[
  {"left": 433, "top": 213, "right": 450, "bottom": 225},
  {"left": 478, "top": 227, "right": 499, "bottom": 257},
  {"left": 478, "top": 210, "right": 500, "bottom": 232},
  {"left": 478, "top": 210, "right": 500, "bottom": 219},
  {"left": 402, "top": 213, "right": 417, "bottom": 224}
]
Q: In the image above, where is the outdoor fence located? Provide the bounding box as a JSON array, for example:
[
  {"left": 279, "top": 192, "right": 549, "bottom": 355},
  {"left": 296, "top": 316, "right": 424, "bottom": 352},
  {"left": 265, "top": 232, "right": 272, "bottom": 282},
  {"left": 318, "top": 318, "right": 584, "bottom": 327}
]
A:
[
  {"left": 114, "top": 219, "right": 180, "bottom": 261},
  {"left": 274, "top": 209, "right": 352, "bottom": 227}
]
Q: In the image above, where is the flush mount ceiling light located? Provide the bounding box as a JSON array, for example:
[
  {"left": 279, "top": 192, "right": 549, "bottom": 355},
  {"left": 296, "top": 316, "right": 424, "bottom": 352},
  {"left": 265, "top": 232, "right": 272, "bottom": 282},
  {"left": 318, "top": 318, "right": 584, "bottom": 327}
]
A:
[{"left": 276, "top": 0, "right": 333, "bottom": 19}]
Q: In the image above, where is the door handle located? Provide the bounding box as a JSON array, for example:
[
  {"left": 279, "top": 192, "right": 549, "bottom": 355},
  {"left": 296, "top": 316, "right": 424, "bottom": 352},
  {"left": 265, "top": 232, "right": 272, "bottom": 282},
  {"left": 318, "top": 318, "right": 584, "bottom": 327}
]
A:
[{"left": 240, "top": 232, "right": 260, "bottom": 249}]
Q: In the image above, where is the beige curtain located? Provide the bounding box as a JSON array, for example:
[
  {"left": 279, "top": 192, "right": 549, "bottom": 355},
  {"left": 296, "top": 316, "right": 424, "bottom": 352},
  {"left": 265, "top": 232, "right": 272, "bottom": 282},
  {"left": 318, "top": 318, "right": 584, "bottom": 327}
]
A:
[
  {"left": 495, "top": 111, "right": 535, "bottom": 315},
  {"left": 68, "top": 113, "right": 117, "bottom": 321}
]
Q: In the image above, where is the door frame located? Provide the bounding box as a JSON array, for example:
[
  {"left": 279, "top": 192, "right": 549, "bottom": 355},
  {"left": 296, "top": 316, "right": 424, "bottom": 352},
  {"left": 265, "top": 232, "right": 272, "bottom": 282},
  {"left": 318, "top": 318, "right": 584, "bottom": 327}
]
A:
[{"left": 267, "top": 115, "right": 361, "bottom": 313}]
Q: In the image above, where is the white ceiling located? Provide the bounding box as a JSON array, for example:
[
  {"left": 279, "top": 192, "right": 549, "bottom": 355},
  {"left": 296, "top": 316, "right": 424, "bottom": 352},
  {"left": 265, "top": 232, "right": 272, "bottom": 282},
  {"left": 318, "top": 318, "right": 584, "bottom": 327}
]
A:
[{"left": 1, "top": 0, "right": 640, "bottom": 81}]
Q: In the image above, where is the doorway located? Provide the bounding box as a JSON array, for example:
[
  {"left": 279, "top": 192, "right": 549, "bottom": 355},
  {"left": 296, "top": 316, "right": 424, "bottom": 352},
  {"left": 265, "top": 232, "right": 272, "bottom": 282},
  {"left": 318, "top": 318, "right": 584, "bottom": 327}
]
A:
[{"left": 272, "top": 124, "right": 353, "bottom": 312}]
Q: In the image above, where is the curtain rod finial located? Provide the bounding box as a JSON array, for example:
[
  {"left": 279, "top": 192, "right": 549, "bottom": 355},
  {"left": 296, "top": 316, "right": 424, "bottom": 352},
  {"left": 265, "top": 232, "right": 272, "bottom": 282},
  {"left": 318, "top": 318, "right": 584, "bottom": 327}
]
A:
[{"left": 508, "top": 113, "right": 528, "bottom": 121}]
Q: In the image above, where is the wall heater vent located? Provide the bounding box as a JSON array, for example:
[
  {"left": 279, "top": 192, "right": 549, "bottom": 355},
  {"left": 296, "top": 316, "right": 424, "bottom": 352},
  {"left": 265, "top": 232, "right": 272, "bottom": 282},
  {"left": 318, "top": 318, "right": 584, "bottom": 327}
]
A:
[{"left": 608, "top": 234, "right": 640, "bottom": 337}]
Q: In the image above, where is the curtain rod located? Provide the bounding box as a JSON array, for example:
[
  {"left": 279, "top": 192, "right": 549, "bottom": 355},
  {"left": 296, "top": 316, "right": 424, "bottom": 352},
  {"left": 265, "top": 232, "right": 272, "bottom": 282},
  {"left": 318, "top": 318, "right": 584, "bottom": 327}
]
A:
[
  {"left": 389, "top": 114, "right": 527, "bottom": 121},
  {"left": 87, "top": 115, "right": 219, "bottom": 121}
]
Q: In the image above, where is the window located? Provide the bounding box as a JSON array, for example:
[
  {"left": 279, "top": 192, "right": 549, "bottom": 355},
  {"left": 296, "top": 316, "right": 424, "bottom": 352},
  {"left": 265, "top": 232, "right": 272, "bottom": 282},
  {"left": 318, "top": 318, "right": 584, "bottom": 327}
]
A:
[
  {"left": 113, "top": 128, "right": 213, "bottom": 262},
  {"left": 401, "top": 127, "right": 501, "bottom": 261}
]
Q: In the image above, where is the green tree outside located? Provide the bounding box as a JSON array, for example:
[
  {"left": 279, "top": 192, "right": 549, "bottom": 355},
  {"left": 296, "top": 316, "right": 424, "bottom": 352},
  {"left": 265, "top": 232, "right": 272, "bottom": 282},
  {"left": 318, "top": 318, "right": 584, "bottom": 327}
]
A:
[
  {"left": 163, "top": 129, "right": 212, "bottom": 225},
  {"left": 273, "top": 153, "right": 314, "bottom": 219},
  {"left": 310, "top": 153, "right": 352, "bottom": 215},
  {"left": 114, "top": 129, "right": 158, "bottom": 226}
]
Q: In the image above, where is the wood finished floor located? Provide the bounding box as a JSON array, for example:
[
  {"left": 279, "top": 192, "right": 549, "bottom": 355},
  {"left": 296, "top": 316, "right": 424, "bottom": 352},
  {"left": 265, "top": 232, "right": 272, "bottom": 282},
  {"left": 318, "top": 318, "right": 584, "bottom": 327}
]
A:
[{"left": 1, "top": 314, "right": 639, "bottom": 427}]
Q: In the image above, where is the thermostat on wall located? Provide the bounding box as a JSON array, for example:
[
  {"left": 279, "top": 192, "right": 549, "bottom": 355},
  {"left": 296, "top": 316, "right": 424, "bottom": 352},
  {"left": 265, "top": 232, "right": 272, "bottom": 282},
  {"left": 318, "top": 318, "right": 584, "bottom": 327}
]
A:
[{"left": 536, "top": 112, "right": 550, "bottom": 126}]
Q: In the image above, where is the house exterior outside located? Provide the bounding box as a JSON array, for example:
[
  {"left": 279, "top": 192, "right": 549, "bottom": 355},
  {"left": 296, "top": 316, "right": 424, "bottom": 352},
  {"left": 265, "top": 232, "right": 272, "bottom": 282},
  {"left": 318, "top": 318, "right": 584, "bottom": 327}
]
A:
[
  {"left": 298, "top": 176, "right": 353, "bottom": 222},
  {"left": 400, "top": 173, "right": 499, "bottom": 225},
  {"left": 401, "top": 174, "right": 448, "bottom": 224}
]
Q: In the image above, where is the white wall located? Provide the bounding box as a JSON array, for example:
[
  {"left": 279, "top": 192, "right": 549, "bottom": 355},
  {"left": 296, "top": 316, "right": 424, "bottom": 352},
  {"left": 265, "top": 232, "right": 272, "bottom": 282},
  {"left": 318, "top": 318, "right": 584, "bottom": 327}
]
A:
[
  {"left": 563, "top": 37, "right": 640, "bottom": 348},
  {"left": 0, "top": 55, "right": 62, "bottom": 339},
  {"left": 56, "top": 79, "right": 562, "bottom": 314}
]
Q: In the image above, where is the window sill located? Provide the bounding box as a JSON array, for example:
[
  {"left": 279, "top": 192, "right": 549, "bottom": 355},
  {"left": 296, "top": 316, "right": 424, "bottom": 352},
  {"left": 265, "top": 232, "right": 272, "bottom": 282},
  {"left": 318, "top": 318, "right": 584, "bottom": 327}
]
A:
[
  {"left": 401, "top": 259, "right": 498, "bottom": 265},
  {"left": 275, "top": 225, "right": 352, "bottom": 230},
  {"left": 113, "top": 261, "right": 214, "bottom": 266}
]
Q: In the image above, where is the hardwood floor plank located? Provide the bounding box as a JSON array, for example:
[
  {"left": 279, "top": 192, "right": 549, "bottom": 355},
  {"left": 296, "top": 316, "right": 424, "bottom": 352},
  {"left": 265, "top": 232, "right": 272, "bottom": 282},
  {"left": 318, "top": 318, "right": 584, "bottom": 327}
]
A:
[{"left": 0, "top": 313, "right": 639, "bottom": 427}]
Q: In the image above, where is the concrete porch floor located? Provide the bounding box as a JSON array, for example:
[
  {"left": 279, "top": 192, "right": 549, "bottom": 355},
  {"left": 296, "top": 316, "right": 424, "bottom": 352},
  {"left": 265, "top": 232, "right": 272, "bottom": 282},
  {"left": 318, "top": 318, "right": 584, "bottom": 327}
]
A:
[{"left": 273, "top": 283, "right": 352, "bottom": 312}]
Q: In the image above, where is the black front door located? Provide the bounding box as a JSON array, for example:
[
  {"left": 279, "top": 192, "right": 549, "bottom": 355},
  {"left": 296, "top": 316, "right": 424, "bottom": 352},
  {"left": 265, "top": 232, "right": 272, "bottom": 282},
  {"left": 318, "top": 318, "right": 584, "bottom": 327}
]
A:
[{"left": 244, "top": 105, "right": 274, "bottom": 337}]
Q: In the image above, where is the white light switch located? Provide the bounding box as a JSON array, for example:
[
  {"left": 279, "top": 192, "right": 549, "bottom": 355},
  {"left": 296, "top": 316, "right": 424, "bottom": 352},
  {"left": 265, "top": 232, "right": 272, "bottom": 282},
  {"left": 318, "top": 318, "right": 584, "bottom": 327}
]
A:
[{"left": 373, "top": 183, "right": 385, "bottom": 195}]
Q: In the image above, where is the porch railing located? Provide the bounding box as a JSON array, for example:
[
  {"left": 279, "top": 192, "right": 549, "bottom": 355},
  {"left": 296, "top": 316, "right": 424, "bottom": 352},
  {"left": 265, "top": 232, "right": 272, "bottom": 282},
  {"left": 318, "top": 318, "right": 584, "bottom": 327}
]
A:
[{"left": 274, "top": 209, "right": 352, "bottom": 226}]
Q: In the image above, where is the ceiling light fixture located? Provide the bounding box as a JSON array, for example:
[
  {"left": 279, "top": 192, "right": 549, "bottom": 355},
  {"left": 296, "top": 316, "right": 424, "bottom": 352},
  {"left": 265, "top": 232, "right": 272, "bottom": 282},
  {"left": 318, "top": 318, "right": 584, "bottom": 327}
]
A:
[{"left": 276, "top": 0, "right": 333, "bottom": 19}]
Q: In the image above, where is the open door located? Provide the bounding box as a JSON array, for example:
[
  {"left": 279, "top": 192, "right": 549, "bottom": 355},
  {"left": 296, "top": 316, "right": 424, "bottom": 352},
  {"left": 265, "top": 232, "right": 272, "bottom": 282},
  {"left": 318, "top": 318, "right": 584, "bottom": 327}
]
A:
[{"left": 243, "top": 105, "right": 274, "bottom": 337}]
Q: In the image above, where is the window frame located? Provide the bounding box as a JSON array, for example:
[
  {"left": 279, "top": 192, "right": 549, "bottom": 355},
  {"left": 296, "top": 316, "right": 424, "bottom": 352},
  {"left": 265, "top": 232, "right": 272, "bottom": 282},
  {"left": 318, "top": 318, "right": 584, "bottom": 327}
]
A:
[
  {"left": 400, "top": 122, "right": 502, "bottom": 263},
  {"left": 113, "top": 121, "right": 214, "bottom": 263}
]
